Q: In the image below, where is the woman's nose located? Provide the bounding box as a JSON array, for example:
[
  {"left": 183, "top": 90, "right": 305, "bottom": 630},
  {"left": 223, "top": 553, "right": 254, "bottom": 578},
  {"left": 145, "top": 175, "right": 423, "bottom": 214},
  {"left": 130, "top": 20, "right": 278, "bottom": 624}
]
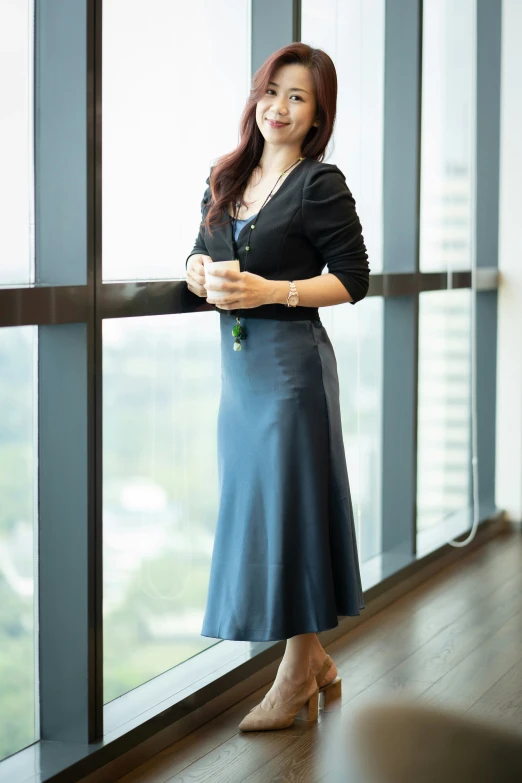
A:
[{"left": 271, "top": 102, "right": 288, "bottom": 116}]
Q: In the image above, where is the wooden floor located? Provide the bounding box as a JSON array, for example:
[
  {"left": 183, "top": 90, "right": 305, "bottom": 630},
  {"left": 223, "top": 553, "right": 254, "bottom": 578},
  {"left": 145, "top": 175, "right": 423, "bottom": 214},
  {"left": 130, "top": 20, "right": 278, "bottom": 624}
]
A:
[{"left": 117, "top": 530, "right": 522, "bottom": 783}]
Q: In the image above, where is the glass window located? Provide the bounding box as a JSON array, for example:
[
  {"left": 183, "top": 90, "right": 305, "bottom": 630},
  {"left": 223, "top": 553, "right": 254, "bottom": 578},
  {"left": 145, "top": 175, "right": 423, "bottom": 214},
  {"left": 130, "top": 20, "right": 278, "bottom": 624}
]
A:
[
  {"left": 301, "top": 0, "right": 385, "bottom": 273},
  {"left": 0, "top": 326, "right": 37, "bottom": 761},
  {"left": 103, "top": 314, "right": 221, "bottom": 702},
  {"left": 0, "top": 0, "right": 34, "bottom": 286},
  {"left": 321, "top": 299, "right": 383, "bottom": 563},
  {"left": 102, "top": 0, "right": 251, "bottom": 282},
  {"left": 302, "top": 0, "right": 384, "bottom": 561},
  {"left": 419, "top": 0, "right": 476, "bottom": 272},
  {"left": 417, "top": 289, "right": 471, "bottom": 537}
]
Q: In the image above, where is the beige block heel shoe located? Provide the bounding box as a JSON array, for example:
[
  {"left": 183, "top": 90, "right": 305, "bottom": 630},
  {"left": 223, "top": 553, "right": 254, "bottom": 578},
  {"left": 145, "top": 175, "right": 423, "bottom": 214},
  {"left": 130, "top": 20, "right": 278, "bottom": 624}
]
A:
[
  {"left": 314, "top": 653, "right": 343, "bottom": 712},
  {"left": 238, "top": 670, "right": 319, "bottom": 731}
]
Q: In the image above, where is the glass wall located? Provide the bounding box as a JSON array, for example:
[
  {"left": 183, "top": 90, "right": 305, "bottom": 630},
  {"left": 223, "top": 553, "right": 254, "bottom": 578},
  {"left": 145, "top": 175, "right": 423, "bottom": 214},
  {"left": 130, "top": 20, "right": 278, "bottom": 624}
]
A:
[
  {"left": 417, "top": 290, "right": 472, "bottom": 534},
  {"left": 301, "top": 0, "right": 384, "bottom": 273},
  {"left": 102, "top": 0, "right": 251, "bottom": 697},
  {"left": 103, "top": 314, "right": 221, "bottom": 702},
  {"left": 102, "top": 0, "right": 251, "bottom": 282},
  {"left": 0, "top": 327, "right": 37, "bottom": 761},
  {"left": 419, "top": 0, "right": 476, "bottom": 273},
  {"left": 0, "top": 0, "right": 37, "bottom": 763},
  {"left": 417, "top": 0, "right": 476, "bottom": 551},
  {"left": 0, "top": 0, "right": 34, "bottom": 286}
]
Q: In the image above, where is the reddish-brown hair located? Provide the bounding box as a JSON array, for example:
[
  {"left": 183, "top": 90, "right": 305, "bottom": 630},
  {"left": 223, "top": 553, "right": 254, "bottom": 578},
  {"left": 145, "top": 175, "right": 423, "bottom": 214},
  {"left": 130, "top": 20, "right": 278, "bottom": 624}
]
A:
[{"left": 203, "top": 42, "right": 337, "bottom": 238}]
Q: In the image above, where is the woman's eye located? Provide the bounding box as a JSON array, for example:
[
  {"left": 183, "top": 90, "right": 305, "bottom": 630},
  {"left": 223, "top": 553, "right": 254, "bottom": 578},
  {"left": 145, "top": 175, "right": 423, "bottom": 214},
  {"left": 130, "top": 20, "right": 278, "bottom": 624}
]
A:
[{"left": 266, "top": 89, "right": 302, "bottom": 101}]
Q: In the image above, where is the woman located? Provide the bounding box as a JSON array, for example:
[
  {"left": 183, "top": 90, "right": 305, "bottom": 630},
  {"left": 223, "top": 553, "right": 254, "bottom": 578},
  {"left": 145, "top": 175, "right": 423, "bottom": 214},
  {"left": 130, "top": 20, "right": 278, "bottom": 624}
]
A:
[{"left": 185, "top": 42, "right": 370, "bottom": 731}]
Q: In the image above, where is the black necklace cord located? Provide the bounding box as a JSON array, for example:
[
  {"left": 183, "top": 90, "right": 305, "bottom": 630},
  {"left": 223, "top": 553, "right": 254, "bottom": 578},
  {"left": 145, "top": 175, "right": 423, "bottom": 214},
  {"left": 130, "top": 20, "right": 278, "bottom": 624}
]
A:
[{"left": 231, "top": 156, "right": 304, "bottom": 351}]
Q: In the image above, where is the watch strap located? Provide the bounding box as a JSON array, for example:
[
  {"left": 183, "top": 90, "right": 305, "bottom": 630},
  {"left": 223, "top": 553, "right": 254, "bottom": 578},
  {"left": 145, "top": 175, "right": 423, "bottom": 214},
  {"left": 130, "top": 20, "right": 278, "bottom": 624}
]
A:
[{"left": 286, "top": 281, "right": 299, "bottom": 307}]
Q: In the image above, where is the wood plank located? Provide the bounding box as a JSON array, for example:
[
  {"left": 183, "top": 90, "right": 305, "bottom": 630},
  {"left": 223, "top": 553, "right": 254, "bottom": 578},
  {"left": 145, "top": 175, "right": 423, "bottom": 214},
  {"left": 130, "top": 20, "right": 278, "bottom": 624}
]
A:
[
  {"left": 331, "top": 533, "right": 522, "bottom": 656},
  {"left": 164, "top": 731, "right": 299, "bottom": 783},
  {"left": 370, "top": 569, "right": 522, "bottom": 686},
  {"left": 419, "top": 608, "right": 522, "bottom": 710},
  {"left": 468, "top": 655, "right": 522, "bottom": 731},
  {"left": 319, "top": 565, "right": 522, "bottom": 710},
  {"left": 115, "top": 688, "right": 286, "bottom": 783},
  {"left": 228, "top": 729, "right": 320, "bottom": 783}
]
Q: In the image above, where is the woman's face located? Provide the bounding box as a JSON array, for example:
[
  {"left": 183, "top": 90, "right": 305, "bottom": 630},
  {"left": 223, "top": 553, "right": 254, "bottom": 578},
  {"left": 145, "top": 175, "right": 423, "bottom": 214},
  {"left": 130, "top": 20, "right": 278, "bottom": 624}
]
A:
[{"left": 256, "top": 63, "right": 319, "bottom": 151}]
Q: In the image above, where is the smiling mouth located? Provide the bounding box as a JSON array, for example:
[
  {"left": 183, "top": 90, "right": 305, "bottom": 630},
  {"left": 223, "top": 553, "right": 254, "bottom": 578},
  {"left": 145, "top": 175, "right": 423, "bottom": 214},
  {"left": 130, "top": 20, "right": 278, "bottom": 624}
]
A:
[{"left": 267, "top": 119, "right": 289, "bottom": 127}]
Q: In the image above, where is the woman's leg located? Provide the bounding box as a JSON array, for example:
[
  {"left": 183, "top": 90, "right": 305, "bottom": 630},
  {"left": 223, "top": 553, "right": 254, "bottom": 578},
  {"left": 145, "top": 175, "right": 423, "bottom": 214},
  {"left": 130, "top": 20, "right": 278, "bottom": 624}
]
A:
[
  {"left": 277, "top": 632, "right": 326, "bottom": 681},
  {"left": 261, "top": 632, "right": 337, "bottom": 709}
]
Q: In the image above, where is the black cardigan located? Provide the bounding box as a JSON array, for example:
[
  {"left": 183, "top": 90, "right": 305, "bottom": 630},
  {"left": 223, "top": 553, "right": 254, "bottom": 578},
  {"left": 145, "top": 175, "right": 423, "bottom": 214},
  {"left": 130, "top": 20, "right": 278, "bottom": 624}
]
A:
[{"left": 185, "top": 156, "right": 370, "bottom": 321}]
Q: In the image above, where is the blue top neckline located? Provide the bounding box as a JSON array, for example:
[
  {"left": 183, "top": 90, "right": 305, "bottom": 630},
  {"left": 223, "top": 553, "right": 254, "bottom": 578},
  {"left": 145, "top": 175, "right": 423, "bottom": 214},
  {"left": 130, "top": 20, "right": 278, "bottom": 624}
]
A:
[{"left": 235, "top": 212, "right": 258, "bottom": 223}]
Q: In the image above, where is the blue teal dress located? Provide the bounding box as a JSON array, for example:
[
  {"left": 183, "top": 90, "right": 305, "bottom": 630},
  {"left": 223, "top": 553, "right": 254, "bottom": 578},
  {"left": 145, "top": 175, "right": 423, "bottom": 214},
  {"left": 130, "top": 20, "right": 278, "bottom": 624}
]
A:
[{"left": 200, "top": 212, "right": 366, "bottom": 641}]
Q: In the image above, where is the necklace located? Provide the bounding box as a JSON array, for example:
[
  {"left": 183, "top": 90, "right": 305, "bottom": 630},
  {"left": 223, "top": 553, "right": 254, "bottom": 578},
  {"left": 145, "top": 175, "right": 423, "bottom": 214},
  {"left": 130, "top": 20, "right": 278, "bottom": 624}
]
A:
[{"left": 230, "top": 156, "right": 304, "bottom": 351}]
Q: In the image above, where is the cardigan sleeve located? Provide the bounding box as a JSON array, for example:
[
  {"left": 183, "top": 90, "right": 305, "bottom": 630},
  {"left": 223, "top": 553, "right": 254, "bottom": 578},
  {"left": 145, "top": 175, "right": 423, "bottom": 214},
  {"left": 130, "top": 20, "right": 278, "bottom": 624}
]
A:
[
  {"left": 185, "top": 168, "right": 213, "bottom": 268},
  {"left": 302, "top": 164, "right": 370, "bottom": 305}
]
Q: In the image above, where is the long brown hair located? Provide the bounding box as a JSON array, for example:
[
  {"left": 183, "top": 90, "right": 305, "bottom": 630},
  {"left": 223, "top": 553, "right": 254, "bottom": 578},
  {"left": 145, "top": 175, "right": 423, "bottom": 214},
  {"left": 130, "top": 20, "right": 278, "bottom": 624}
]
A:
[{"left": 203, "top": 42, "right": 337, "bottom": 238}]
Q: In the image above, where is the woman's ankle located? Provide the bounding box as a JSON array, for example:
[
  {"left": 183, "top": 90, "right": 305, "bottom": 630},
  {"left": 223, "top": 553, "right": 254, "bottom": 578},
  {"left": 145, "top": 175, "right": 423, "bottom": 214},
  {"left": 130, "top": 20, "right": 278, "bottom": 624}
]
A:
[
  {"left": 276, "top": 659, "right": 310, "bottom": 683},
  {"left": 310, "top": 638, "right": 326, "bottom": 659}
]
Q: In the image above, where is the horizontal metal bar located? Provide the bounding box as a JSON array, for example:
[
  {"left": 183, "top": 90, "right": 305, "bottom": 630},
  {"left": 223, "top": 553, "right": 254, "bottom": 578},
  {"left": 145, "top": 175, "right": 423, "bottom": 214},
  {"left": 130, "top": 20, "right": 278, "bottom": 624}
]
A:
[
  {"left": 0, "top": 285, "right": 91, "bottom": 327},
  {"left": 0, "top": 268, "right": 499, "bottom": 327},
  {"left": 375, "top": 267, "right": 499, "bottom": 297},
  {"left": 98, "top": 279, "right": 214, "bottom": 319}
]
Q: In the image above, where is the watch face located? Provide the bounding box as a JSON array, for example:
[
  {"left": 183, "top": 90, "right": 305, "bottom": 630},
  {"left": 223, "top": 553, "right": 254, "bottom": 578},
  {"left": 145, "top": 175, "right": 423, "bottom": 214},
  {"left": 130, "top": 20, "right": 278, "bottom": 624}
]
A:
[{"left": 289, "top": 293, "right": 299, "bottom": 306}]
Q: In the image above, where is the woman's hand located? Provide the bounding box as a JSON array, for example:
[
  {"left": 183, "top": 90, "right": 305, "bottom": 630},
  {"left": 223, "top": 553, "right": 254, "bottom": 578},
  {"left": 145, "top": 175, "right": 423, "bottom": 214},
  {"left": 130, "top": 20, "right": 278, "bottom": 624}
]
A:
[
  {"left": 205, "top": 266, "right": 272, "bottom": 310},
  {"left": 186, "top": 253, "right": 212, "bottom": 297}
]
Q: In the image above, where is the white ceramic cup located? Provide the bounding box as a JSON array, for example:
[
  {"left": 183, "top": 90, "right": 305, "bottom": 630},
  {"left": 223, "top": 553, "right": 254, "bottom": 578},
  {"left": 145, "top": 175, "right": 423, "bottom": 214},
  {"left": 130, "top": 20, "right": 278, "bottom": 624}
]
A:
[{"left": 204, "top": 259, "right": 240, "bottom": 300}]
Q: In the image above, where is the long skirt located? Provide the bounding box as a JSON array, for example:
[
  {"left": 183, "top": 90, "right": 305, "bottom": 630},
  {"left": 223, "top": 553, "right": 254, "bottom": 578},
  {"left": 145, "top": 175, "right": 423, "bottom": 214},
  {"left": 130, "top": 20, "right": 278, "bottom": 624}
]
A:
[{"left": 201, "top": 313, "right": 366, "bottom": 642}]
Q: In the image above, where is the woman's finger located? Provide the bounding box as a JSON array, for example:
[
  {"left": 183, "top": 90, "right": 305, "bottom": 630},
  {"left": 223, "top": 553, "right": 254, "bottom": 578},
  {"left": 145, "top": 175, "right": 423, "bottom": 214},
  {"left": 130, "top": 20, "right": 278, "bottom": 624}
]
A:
[
  {"left": 187, "top": 280, "right": 207, "bottom": 298},
  {"left": 187, "top": 269, "right": 207, "bottom": 291}
]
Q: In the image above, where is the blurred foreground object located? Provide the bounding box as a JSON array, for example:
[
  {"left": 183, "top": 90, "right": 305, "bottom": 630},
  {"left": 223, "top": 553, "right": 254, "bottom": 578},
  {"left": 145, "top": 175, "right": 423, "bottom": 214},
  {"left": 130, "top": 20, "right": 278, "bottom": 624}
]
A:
[{"left": 320, "top": 696, "right": 522, "bottom": 782}]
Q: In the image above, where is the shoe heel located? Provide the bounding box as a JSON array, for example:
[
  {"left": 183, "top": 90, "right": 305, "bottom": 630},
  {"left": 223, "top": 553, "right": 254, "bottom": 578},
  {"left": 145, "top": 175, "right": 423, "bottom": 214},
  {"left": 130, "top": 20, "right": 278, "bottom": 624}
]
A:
[
  {"left": 295, "top": 688, "right": 319, "bottom": 722},
  {"left": 318, "top": 677, "right": 342, "bottom": 712}
]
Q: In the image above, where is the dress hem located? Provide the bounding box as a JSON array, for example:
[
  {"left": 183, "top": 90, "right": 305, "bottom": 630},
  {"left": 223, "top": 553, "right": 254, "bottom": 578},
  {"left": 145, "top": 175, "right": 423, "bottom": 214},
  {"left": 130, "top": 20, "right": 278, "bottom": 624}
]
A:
[{"left": 200, "top": 607, "right": 366, "bottom": 642}]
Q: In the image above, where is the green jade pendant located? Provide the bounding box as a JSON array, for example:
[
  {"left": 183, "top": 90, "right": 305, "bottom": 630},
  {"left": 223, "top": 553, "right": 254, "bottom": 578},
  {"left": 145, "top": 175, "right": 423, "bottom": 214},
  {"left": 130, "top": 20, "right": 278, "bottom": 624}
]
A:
[{"left": 232, "top": 316, "right": 247, "bottom": 351}]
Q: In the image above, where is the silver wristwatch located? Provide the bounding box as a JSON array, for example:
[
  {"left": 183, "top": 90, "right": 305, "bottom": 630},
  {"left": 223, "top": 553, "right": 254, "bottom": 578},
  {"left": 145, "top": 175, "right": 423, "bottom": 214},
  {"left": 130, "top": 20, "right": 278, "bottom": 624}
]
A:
[{"left": 286, "top": 281, "right": 299, "bottom": 307}]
